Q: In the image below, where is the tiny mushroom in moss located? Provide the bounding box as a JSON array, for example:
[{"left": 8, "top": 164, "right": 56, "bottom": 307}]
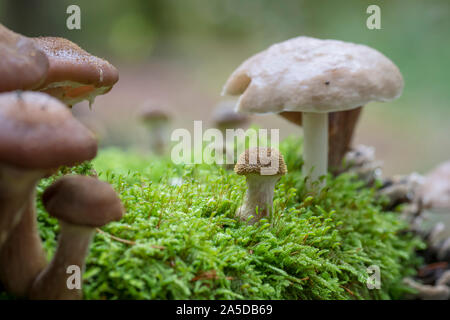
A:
[
  {"left": 222, "top": 36, "right": 404, "bottom": 187},
  {"left": 139, "top": 101, "right": 172, "bottom": 155},
  {"left": 418, "top": 161, "right": 450, "bottom": 211},
  {"left": 235, "top": 147, "right": 287, "bottom": 224},
  {"left": 0, "top": 91, "right": 97, "bottom": 297},
  {"left": 29, "top": 175, "right": 124, "bottom": 300},
  {"left": 32, "top": 36, "right": 119, "bottom": 107},
  {"left": 0, "top": 24, "right": 49, "bottom": 92}
]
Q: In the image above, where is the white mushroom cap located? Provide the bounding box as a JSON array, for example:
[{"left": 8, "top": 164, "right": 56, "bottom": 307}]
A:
[{"left": 223, "top": 36, "right": 404, "bottom": 114}]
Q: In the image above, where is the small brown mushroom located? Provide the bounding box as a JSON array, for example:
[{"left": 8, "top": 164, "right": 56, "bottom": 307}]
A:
[
  {"left": 139, "top": 101, "right": 171, "bottom": 155},
  {"left": 32, "top": 36, "right": 119, "bottom": 107},
  {"left": 211, "top": 100, "right": 250, "bottom": 169},
  {"left": 235, "top": 147, "right": 287, "bottom": 224},
  {"left": 212, "top": 100, "right": 250, "bottom": 134},
  {"left": 29, "top": 175, "right": 124, "bottom": 300},
  {"left": 0, "top": 91, "right": 97, "bottom": 296},
  {"left": 0, "top": 24, "right": 49, "bottom": 92}
]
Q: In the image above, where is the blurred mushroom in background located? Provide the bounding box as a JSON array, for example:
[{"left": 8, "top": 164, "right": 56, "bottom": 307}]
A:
[
  {"left": 418, "top": 161, "right": 450, "bottom": 212},
  {"left": 0, "top": 24, "right": 48, "bottom": 92},
  {"left": 0, "top": 91, "right": 97, "bottom": 297},
  {"left": 212, "top": 100, "right": 250, "bottom": 134},
  {"left": 222, "top": 36, "right": 403, "bottom": 188},
  {"left": 30, "top": 175, "right": 124, "bottom": 300},
  {"left": 403, "top": 275, "right": 450, "bottom": 300},
  {"left": 138, "top": 100, "right": 172, "bottom": 155},
  {"left": 32, "top": 36, "right": 119, "bottom": 107},
  {"left": 342, "top": 145, "right": 383, "bottom": 185},
  {"left": 211, "top": 100, "right": 250, "bottom": 169}
]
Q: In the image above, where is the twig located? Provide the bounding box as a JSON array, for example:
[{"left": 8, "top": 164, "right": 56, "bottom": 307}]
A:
[{"left": 96, "top": 228, "right": 136, "bottom": 245}]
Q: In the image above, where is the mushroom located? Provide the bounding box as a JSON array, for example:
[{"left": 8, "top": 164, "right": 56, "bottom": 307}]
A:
[
  {"left": 418, "top": 161, "right": 450, "bottom": 211},
  {"left": 0, "top": 91, "right": 97, "bottom": 296},
  {"left": 212, "top": 100, "right": 250, "bottom": 134},
  {"left": 212, "top": 100, "right": 250, "bottom": 168},
  {"left": 279, "top": 107, "right": 362, "bottom": 171},
  {"left": 222, "top": 36, "right": 403, "bottom": 187},
  {"left": 0, "top": 24, "right": 49, "bottom": 92},
  {"left": 32, "top": 36, "right": 119, "bottom": 107},
  {"left": 235, "top": 147, "right": 287, "bottom": 224},
  {"left": 29, "top": 175, "right": 124, "bottom": 300},
  {"left": 139, "top": 101, "right": 171, "bottom": 155}
]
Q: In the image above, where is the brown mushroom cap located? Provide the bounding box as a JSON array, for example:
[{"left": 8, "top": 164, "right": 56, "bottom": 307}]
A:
[
  {"left": 42, "top": 175, "right": 124, "bottom": 227},
  {"left": 212, "top": 101, "right": 249, "bottom": 127},
  {"left": 140, "top": 108, "right": 170, "bottom": 123},
  {"left": 235, "top": 147, "right": 287, "bottom": 176},
  {"left": 0, "top": 24, "right": 49, "bottom": 92},
  {"left": 0, "top": 91, "right": 97, "bottom": 169},
  {"left": 33, "top": 37, "right": 119, "bottom": 105}
]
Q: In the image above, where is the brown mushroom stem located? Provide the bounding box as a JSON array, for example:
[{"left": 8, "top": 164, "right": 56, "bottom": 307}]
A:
[
  {"left": 29, "top": 221, "right": 94, "bottom": 300},
  {"left": 237, "top": 174, "right": 280, "bottom": 224},
  {"left": 280, "top": 106, "right": 362, "bottom": 172},
  {"left": 0, "top": 193, "right": 47, "bottom": 297},
  {"left": 146, "top": 121, "right": 169, "bottom": 155},
  {"left": 0, "top": 165, "right": 43, "bottom": 249}
]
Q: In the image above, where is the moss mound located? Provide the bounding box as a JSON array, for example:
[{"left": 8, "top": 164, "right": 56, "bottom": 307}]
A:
[{"left": 1, "top": 137, "right": 423, "bottom": 299}]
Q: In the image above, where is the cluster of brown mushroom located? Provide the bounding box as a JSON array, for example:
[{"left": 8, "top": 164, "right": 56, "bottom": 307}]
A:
[{"left": 0, "top": 23, "right": 124, "bottom": 299}]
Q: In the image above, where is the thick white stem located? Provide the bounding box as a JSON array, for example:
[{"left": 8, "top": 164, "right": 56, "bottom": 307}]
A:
[
  {"left": 237, "top": 175, "right": 279, "bottom": 224},
  {"left": 302, "top": 112, "right": 328, "bottom": 187}
]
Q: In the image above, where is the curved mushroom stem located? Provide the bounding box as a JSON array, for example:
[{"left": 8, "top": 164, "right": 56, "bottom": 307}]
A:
[
  {"left": 0, "top": 193, "right": 47, "bottom": 297},
  {"left": 237, "top": 174, "right": 280, "bottom": 224},
  {"left": 0, "top": 165, "right": 43, "bottom": 249},
  {"left": 302, "top": 112, "right": 328, "bottom": 188},
  {"left": 29, "top": 221, "right": 94, "bottom": 300}
]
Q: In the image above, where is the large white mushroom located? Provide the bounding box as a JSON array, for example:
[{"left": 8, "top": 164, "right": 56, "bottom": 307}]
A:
[{"left": 223, "top": 36, "right": 404, "bottom": 186}]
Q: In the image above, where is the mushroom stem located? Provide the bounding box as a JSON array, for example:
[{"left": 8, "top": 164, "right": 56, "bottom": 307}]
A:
[
  {"left": 279, "top": 107, "right": 362, "bottom": 172},
  {"left": 148, "top": 122, "right": 169, "bottom": 155},
  {"left": 0, "top": 193, "right": 47, "bottom": 297},
  {"left": 302, "top": 112, "right": 328, "bottom": 186},
  {"left": 0, "top": 165, "right": 42, "bottom": 248},
  {"left": 237, "top": 174, "right": 279, "bottom": 224},
  {"left": 29, "top": 221, "right": 94, "bottom": 300}
]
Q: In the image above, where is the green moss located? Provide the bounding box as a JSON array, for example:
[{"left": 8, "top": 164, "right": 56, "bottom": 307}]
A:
[{"left": 1, "top": 137, "right": 424, "bottom": 300}]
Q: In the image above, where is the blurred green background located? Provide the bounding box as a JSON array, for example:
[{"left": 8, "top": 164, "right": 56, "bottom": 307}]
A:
[{"left": 0, "top": 0, "right": 449, "bottom": 176}]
